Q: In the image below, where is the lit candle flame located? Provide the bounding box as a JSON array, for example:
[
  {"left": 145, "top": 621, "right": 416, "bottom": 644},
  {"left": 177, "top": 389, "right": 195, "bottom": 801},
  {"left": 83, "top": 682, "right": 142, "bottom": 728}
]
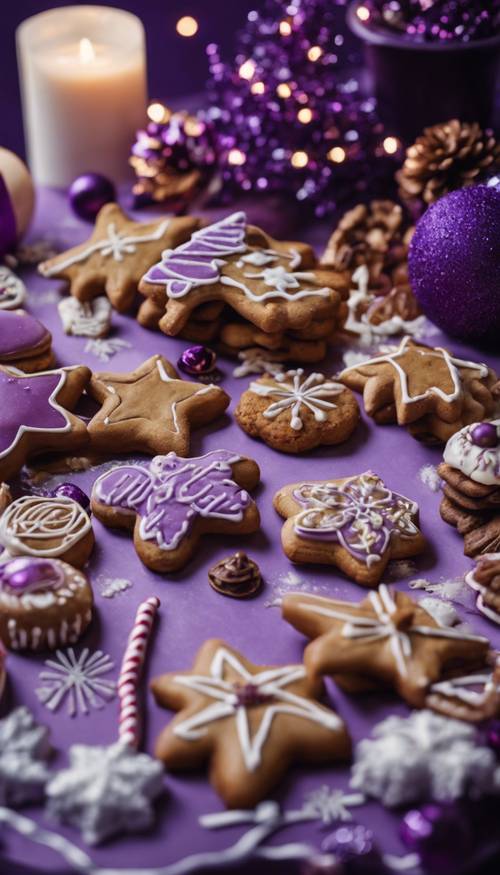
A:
[{"left": 79, "top": 38, "right": 96, "bottom": 64}]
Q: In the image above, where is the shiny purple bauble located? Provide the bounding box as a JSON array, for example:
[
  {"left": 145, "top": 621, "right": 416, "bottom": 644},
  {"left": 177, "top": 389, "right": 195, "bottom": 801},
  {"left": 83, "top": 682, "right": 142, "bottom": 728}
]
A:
[
  {"left": 178, "top": 345, "right": 217, "bottom": 376},
  {"left": 51, "top": 482, "right": 90, "bottom": 511},
  {"left": 470, "top": 422, "right": 499, "bottom": 448},
  {"left": 409, "top": 185, "right": 500, "bottom": 341},
  {"left": 0, "top": 556, "right": 62, "bottom": 591},
  {"left": 321, "top": 825, "right": 383, "bottom": 874},
  {"left": 400, "top": 804, "right": 473, "bottom": 875},
  {"left": 68, "top": 173, "right": 116, "bottom": 222}
]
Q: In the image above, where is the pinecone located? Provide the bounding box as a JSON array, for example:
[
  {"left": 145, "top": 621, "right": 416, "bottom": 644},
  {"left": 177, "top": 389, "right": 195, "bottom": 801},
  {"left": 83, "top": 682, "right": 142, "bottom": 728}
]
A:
[
  {"left": 321, "top": 200, "right": 406, "bottom": 280},
  {"left": 397, "top": 119, "right": 500, "bottom": 207}
]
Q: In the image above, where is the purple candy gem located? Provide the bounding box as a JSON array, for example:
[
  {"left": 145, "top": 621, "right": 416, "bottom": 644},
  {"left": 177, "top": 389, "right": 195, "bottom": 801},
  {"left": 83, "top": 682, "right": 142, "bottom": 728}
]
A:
[
  {"left": 178, "top": 345, "right": 217, "bottom": 376},
  {"left": 470, "top": 422, "right": 498, "bottom": 449},
  {"left": 68, "top": 173, "right": 116, "bottom": 222},
  {"left": 232, "top": 682, "right": 273, "bottom": 708},
  {"left": 0, "top": 557, "right": 63, "bottom": 592},
  {"left": 51, "top": 482, "right": 90, "bottom": 510},
  {"left": 400, "top": 804, "right": 473, "bottom": 875},
  {"left": 321, "top": 825, "right": 383, "bottom": 874}
]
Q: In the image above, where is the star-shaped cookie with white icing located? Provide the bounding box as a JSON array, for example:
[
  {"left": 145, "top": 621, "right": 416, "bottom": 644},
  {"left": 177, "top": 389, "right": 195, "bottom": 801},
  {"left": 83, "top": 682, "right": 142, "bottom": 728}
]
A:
[
  {"left": 151, "top": 638, "right": 351, "bottom": 808},
  {"left": 87, "top": 355, "right": 229, "bottom": 456},
  {"left": 281, "top": 586, "right": 490, "bottom": 707},
  {"left": 39, "top": 204, "right": 199, "bottom": 312},
  {"left": 339, "top": 337, "right": 498, "bottom": 444}
]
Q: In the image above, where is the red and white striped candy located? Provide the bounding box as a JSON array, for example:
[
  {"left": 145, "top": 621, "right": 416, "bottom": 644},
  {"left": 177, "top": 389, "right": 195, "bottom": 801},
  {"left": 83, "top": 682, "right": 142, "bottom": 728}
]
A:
[{"left": 118, "top": 595, "right": 160, "bottom": 749}]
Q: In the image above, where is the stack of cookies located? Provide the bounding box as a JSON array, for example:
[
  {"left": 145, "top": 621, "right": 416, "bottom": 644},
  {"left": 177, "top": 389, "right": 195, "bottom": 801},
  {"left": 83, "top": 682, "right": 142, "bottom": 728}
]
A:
[
  {"left": 439, "top": 420, "right": 500, "bottom": 556},
  {"left": 137, "top": 211, "right": 350, "bottom": 364}
]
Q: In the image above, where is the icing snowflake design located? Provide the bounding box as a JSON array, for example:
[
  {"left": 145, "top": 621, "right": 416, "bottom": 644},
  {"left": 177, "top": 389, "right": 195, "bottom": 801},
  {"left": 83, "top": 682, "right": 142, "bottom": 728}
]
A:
[
  {"left": 233, "top": 349, "right": 284, "bottom": 379},
  {"left": 172, "top": 647, "right": 342, "bottom": 772},
  {"left": 36, "top": 648, "right": 115, "bottom": 717},
  {"left": 293, "top": 472, "right": 419, "bottom": 565},
  {"left": 93, "top": 450, "right": 252, "bottom": 552},
  {"left": 83, "top": 338, "right": 131, "bottom": 362},
  {"left": 0, "top": 265, "right": 26, "bottom": 309},
  {"left": 249, "top": 369, "right": 345, "bottom": 431},
  {"left": 0, "top": 707, "right": 51, "bottom": 805},
  {"left": 298, "top": 585, "right": 487, "bottom": 680},
  {"left": 300, "top": 785, "right": 365, "bottom": 824},
  {"left": 350, "top": 710, "right": 499, "bottom": 807},
  {"left": 46, "top": 740, "right": 164, "bottom": 845}
]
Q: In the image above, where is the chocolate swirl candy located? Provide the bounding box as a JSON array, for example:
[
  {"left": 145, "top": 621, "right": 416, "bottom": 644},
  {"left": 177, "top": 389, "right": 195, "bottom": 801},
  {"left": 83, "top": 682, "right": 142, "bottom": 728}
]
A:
[{"left": 208, "top": 551, "right": 262, "bottom": 598}]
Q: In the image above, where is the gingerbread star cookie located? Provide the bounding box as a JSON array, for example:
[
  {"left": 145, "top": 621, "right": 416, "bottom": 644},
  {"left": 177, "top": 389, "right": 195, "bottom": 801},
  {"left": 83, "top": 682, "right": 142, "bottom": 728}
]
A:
[
  {"left": 139, "top": 211, "right": 348, "bottom": 335},
  {"left": 274, "top": 471, "right": 425, "bottom": 587},
  {"left": 150, "top": 638, "right": 351, "bottom": 808},
  {"left": 281, "top": 586, "right": 490, "bottom": 708},
  {"left": 235, "top": 369, "right": 359, "bottom": 453},
  {"left": 39, "top": 204, "right": 199, "bottom": 313},
  {"left": 86, "top": 355, "right": 229, "bottom": 456},
  {"left": 339, "top": 336, "right": 498, "bottom": 444},
  {"left": 91, "top": 449, "right": 260, "bottom": 572},
  {"left": 0, "top": 365, "right": 91, "bottom": 481}
]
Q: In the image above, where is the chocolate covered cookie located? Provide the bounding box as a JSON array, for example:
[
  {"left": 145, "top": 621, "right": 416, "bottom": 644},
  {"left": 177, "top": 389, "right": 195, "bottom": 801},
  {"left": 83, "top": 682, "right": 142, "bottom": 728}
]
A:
[{"left": 208, "top": 552, "right": 262, "bottom": 598}]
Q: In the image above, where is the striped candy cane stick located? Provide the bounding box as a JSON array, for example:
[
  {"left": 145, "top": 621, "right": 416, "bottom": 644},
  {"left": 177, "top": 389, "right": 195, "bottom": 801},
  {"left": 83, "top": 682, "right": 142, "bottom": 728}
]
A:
[{"left": 118, "top": 595, "right": 160, "bottom": 749}]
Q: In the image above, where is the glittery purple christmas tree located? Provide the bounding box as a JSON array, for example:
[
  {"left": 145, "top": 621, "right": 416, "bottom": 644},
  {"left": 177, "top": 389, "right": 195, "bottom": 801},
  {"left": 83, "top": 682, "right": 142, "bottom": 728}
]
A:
[
  {"left": 356, "top": 0, "right": 500, "bottom": 42},
  {"left": 205, "top": 0, "right": 396, "bottom": 218}
]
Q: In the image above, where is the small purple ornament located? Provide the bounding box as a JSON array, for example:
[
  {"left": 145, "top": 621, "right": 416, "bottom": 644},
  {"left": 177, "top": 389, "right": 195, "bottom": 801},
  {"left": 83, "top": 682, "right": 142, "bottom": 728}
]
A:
[
  {"left": 68, "top": 173, "right": 116, "bottom": 222},
  {"left": 470, "top": 422, "right": 499, "bottom": 448},
  {"left": 0, "top": 557, "right": 63, "bottom": 592},
  {"left": 400, "top": 804, "right": 473, "bottom": 875},
  {"left": 178, "top": 345, "right": 217, "bottom": 377},
  {"left": 321, "top": 825, "right": 383, "bottom": 874},
  {"left": 51, "top": 482, "right": 90, "bottom": 511}
]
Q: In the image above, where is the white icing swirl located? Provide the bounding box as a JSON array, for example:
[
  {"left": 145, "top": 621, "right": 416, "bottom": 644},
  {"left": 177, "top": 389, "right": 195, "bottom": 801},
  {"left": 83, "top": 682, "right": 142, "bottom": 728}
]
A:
[{"left": 443, "top": 420, "right": 500, "bottom": 485}]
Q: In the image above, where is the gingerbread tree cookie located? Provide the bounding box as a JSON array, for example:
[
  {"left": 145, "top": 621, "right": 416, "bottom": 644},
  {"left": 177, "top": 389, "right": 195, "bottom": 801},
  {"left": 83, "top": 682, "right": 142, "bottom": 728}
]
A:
[
  {"left": 39, "top": 204, "right": 199, "bottom": 312},
  {"left": 91, "top": 450, "right": 260, "bottom": 572},
  {"left": 274, "top": 471, "right": 425, "bottom": 587},
  {"left": 151, "top": 638, "right": 351, "bottom": 808},
  {"left": 339, "top": 336, "right": 498, "bottom": 444},
  {"left": 139, "top": 211, "right": 348, "bottom": 335},
  {"left": 281, "top": 586, "right": 490, "bottom": 707},
  {"left": 87, "top": 355, "right": 229, "bottom": 456}
]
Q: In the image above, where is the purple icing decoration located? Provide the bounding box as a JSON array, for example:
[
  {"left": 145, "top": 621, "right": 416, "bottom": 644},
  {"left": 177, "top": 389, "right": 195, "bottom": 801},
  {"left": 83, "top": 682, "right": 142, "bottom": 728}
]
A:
[
  {"left": 52, "top": 482, "right": 90, "bottom": 510},
  {"left": 142, "top": 212, "right": 246, "bottom": 297},
  {"left": 233, "top": 682, "right": 273, "bottom": 708},
  {"left": 292, "top": 473, "right": 418, "bottom": 566},
  {"left": 0, "top": 556, "right": 64, "bottom": 593},
  {"left": 470, "top": 422, "right": 498, "bottom": 449},
  {"left": 0, "top": 310, "right": 48, "bottom": 356},
  {"left": 0, "top": 369, "right": 70, "bottom": 458},
  {"left": 93, "top": 450, "right": 251, "bottom": 552},
  {"left": 178, "top": 345, "right": 217, "bottom": 377}
]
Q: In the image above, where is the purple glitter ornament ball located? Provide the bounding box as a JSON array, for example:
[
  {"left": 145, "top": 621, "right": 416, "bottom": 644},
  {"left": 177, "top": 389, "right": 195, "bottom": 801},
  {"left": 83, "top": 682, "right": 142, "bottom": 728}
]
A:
[
  {"left": 409, "top": 185, "right": 500, "bottom": 340},
  {"left": 68, "top": 173, "right": 116, "bottom": 222},
  {"left": 178, "top": 345, "right": 217, "bottom": 377},
  {"left": 51, "top": 482, "right": 90, "bottom": 511},
  {"left": 470, "top": 422, "right": 499, "bottom": 448},
  {"left": 400, "top": 804, "right": 473, "bottom": 875},
  {"left": 321, "top": 825, "right": 383, "bottom": 874}
]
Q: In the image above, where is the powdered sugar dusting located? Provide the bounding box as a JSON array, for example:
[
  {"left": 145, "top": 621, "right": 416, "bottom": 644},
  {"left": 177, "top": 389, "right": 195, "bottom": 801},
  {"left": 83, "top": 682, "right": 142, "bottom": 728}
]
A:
[
  {"left": 98, "top": 577, "right": 133, "bottom": 599},
  {"left": 419, "top": 464, "right": 442, "bottom": 493}
]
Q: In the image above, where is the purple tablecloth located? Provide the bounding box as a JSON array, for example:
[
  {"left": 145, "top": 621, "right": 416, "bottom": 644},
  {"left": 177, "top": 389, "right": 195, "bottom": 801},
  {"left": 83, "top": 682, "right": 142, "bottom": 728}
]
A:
[{"left": 1, "top": 186, "right": 499, "bottom": 874}]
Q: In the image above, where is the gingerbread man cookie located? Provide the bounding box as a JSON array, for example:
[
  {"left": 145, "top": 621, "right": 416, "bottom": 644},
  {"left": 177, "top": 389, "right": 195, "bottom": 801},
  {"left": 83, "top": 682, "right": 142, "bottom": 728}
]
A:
[
  {"left": 235, "top": 369, "right": 359, "bottom": 453},
  {"left": 139, "top": 211, "right": 348, "bottom": 335},
  {"left": 39, "top": 204, "right": 199, "bottom": 312},
  {"left": 91, "top": 450, "right": 260, "bottom": 572},
  {"left": 339, "top": 337, "right": 498, "bottom": 444},
  {"left": 0, "top": 364, "right": 91, "bottom": 481},
  {"left": 151, "top": 638, "right": 351, "bottom": 808},
  {"left": 274, "top": 472, "right": 425, "bottom": 587},
  {"left": 0, "top": 556, "right": 93, "bottom": 652},
  {"left": 86, "top": 355, "right": 229, "bottom": 456},
  {"left": 0, "top": 311, "right": 55, "bottom": 373},
  {"left": 0, "top": 495, "right": 94, "bottom": 569},
  {"left": 281, "top": 586, "right": 490, "bottom": 707}
]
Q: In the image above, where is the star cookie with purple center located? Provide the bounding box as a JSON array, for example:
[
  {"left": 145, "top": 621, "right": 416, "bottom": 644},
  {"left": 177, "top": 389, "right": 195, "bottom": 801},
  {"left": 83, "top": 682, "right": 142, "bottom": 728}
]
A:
[
  {"left": 150, "top": 638, "right": 351, "bottom": 808},
  {"left": 0, "top": 364, "right": 91, "bottom": 480},
  {"left": 274, "top": 471, "right": 425, "bottom": 587},
  {"left": 91, "top": 449, "right": 260, "bottom": 572},
  {"left": 281, "top": 586, "right": 490, "bottom": 708}
]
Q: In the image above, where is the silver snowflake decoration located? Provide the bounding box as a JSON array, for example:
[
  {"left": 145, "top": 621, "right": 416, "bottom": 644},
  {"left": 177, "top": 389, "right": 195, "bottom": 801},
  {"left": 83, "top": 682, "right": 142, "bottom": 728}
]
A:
[
  {"left": 36, "top": 647, "right": 116, "bottom": 717},
  {"left": 46, "top": 741, "right": 164, "bottom": 844},
  {"left": 301, "top": 785, "right": 365, "bottom": 824},
  {"left": 84, "top": 338, "right": 131, "bottom": 363},
  {"left": 350, "top": 710, "right": 499, "bottom": 807},
  {"left": 0, "top": 707, "right": 51, "bottom": 805}
]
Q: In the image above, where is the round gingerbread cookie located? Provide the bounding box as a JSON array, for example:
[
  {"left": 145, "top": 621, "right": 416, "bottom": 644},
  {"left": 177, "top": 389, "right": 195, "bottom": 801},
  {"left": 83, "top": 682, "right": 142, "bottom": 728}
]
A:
[
  {"left": 0, "top": 310, "right": 55, "bottom": 372},
  {"left": 235, "top": 368, "right": 359, "bottom": 453},
  {"left": 0, "top": 556, "right": 93, "bottom": 651},
  {"left": 0, "top": 495, "right": 94, "bottom": 568}
]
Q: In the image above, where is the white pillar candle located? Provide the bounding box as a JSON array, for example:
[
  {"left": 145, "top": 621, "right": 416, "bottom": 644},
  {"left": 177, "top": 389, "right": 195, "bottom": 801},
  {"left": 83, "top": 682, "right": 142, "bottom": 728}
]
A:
[{"left": 17, "top": 6, "right": 147, "bottom": 187}]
